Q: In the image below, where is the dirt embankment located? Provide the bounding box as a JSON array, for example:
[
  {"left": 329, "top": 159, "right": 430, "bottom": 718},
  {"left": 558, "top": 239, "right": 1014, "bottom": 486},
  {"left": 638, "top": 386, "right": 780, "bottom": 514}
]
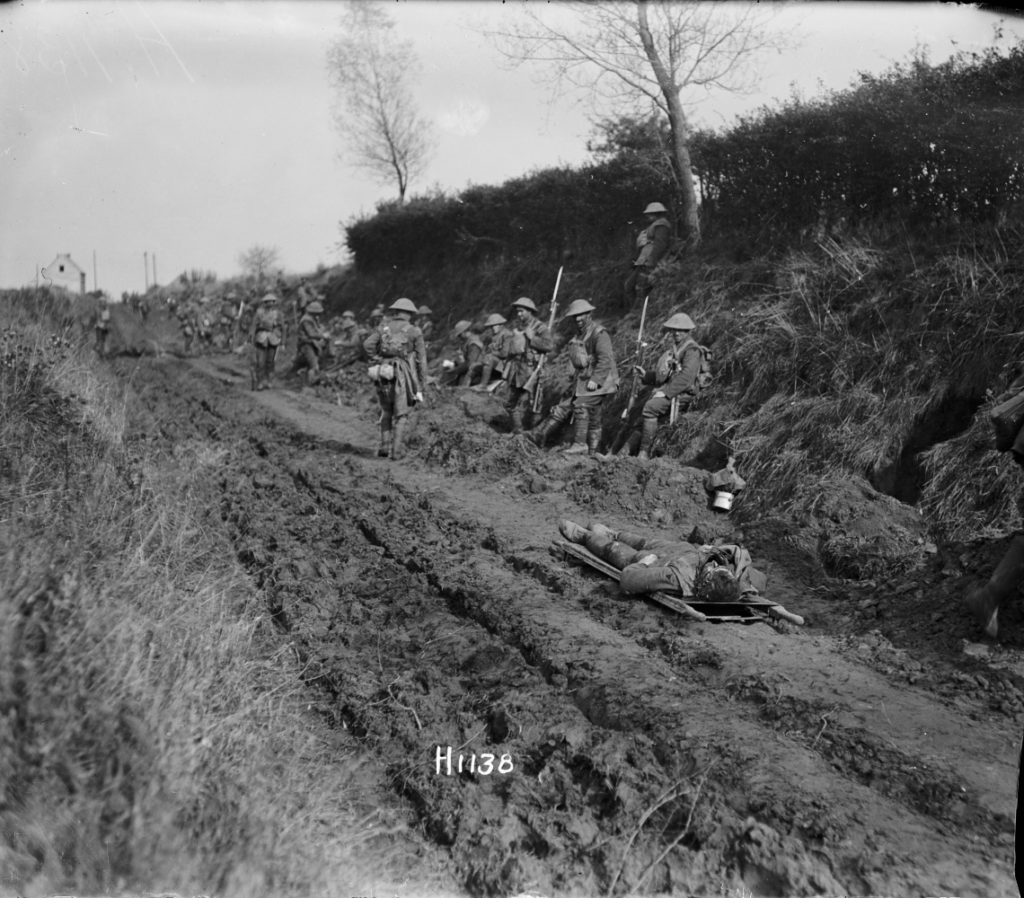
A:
[{"left": 118, "top": 349, "right": 1020, "bottom": 898}]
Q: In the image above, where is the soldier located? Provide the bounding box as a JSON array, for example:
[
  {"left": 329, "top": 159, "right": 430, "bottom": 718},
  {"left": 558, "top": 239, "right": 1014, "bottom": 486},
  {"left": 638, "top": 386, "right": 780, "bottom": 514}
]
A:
[
  {"left": 369, "top": 304, "right": 385, "bottom": 330},
  {"left": 472, "top": 313, "right": 513, "bottom": 392},
  {"left": 177, "top": 297, "right": 198, "bottom": 356},
  {"left": 335, "top": 310, "right": 365, "bottom": 346},
  {"left": 363, "top": 297, "right": 428, "bottom": 461},
  {"left": 499, "top": 298, "right": 554, "bottom": 435},
  {"left": 618, "top": 312, "right": 707, "bottom": 460},
  {"left": 292, "top": 300, "right": 331, "bottom": 385},
  {"left": 558, "top": 519, "right": 766, "bottom": 601},
  {"left": 624, "top": 202, "right": 673, "bottom": 307},
  {"left": 966, "top": 373, "right": 1024, "bottom": 638},
  {"left": 528, "top": 299, "right": 619, "bottom": 455},
  {"left": 444, "top": 320, "right": 486, "bottom": 387},
  {"left": 93, "top": 298, "right": 111, "bottom": 357},
  {"left": 417, "top": 305, "right": 435, "bottom": 339},
  {"left": 139, "top": 295, "right": 151, "bottom": 324},
  {"left": 249, "top": 293, "right": 284, "bottom": 390}
]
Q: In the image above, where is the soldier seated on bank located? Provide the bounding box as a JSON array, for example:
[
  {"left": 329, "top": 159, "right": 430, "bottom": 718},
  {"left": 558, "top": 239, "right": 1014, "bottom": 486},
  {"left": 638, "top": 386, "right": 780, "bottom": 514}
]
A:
[{"left": 557, "top": 519, "right": 766, "bottom": 601}]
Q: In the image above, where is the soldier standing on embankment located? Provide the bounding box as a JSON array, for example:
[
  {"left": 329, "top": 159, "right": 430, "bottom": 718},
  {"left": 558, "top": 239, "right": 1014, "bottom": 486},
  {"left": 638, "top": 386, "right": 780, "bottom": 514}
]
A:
[
  {"left": 249, "top": 293, "right": 284, "bottom": 390},
  {"left": 624, "top": 202, "right": 673, "bottom": 307},
  {"left": 528, "top": 299, "right": 619, "bottom": 456}
]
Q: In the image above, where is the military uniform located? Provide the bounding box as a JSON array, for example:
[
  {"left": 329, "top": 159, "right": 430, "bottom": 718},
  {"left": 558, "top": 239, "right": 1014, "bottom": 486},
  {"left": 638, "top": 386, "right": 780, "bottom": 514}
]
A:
[
  {"left": 94, "top": 304, "right": 111, "bottom": 356},
  {"left": 531, "top": 305, "right": 618, "bottom": 454},
  {"left": 503, "top": 300, "right": 553, "bottom": 434},
  {"left": 619, "top": 313, "right": 703, "bottom": 460},
  {"left": 363, "top": 299, "right": 428, "bottom": 460},
  {"left": 293, "top": 304, "right": 330, "bottom": 384},
  {"left": 559, "top": 520, "right": 766, "bottom": 599},
  {"left": 473, "top": 315, "right": 513, "bottom": 390},
  {"left": 250, "top": 296, "right": 284, "bottom": 389},
  {"left": 624, "top": 203, "right": 673, "bottom": 306}
]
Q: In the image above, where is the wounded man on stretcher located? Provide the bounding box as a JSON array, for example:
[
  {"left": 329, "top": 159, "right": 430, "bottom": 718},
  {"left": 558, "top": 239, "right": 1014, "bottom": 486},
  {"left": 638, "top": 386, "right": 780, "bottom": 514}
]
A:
[{"left": 558, "top": 519, "right": 767, "bottom": 602}]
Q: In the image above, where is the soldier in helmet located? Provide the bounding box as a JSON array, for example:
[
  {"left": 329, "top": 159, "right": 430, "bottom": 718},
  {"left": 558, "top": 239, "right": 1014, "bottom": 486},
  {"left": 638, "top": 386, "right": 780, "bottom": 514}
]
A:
[
  {"left": 618, "top": 312, "right": 705, "bottom": 460},
  {"left": 624, "top": 202, "right": 673, "bottom": 307},
  {"left": 249, "top": 293, "right": 284, "bottom": 390},
  {"left": 363, "top": 297, "right": 428, "bottom": 460},
  {"left": 292, "top": 300, "right": 331, "bottom": 385},
  {"left": 501, "top": 297, "right": 554, "bottom": 435},
  {"left": 472, "top": 313, "right": 513, "bottom": 392},
  {"left": 417, "top": 305, "right": 435, "bottom": 339},
  {"left": 528, "top": 299, "right": 619, "bottom": 455},
  {"left": 442, "top": 320, "right": 486, "bottom": 387},
  {"left": 369, "top": 304, "right": 385, "bottom": 330}
]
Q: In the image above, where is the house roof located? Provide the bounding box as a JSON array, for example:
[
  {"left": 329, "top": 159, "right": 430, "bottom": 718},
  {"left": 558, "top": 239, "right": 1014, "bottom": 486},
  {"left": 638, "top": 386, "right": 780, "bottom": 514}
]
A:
[{"left": 42, "top": 254, "right": 86, "bottom": 278}]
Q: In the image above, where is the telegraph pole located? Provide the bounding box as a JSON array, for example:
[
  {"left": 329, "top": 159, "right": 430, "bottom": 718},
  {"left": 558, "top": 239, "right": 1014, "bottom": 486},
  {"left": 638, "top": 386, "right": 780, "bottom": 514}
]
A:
[
  {"left": 144, "top": 252, "right": 149, "bottom": 291},
  {"left": 93, "top": 250, "right": 98, "bottom": 293},
  {"left": 153, "top": 253, "right": 157, "bottom": 287}
]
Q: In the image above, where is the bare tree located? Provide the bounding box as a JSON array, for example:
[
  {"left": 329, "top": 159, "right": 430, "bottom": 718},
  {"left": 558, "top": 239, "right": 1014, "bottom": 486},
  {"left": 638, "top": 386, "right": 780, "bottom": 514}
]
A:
[
  {"left": 483, "top": 1, "right": 793, "bottom": 243},
  {"left": 238, "top": 245, "right": 281, "bottom": 286},
  {"left": 327, "top": 2, "right": 435, "bottom": 203}
]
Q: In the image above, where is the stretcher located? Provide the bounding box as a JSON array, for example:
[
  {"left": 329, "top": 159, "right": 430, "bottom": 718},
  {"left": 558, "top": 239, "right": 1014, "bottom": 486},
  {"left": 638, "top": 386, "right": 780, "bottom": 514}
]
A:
[{"left": 551, "top": 539, "right": 804, "bottom": 626}]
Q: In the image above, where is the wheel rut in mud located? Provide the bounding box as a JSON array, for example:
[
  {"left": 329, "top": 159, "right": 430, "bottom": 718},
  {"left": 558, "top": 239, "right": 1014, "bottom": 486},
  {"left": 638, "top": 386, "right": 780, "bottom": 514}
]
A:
[{"left": 121, "top": 354, "right": 1020, "bottom": 898}]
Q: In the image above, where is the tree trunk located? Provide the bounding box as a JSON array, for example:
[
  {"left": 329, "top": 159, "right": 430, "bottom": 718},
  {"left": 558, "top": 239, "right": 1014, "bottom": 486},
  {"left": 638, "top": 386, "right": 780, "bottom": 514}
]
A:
[{"left": 636, "top": 0, "right": 701, "bottom": 246}]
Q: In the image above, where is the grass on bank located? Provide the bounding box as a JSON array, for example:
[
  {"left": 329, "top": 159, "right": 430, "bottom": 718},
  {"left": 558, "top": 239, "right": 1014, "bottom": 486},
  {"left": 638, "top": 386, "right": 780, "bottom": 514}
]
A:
[{"left": 0, "top": 289, "right": 415, "bottom": 898}]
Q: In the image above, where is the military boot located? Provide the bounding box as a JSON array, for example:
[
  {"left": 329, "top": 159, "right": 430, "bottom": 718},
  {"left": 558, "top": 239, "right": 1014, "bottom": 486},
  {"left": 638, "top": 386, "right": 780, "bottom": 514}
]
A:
[
  {"left": 526, "top": 416, "right": 561, "bottom": 449},
  {"left": 390, "top": 419, "right": 408, "bottom": 461},
  {"left": 616, "top": 430, "right": 641, "bottom": 457},
  {"left": 563, "top": 410, "right": 590, "bottom": 455},
  {"left": 586, "top": 422, "right": 603, "bottom": 457},
  {"left": 636, "top": 418, "right": 659, "bottom": 460},
  {"left": 965, "top": 533, "right": 1024, "bottom": 638},
  {"left": 471, "top": 364, "right": 494, "bottom": 391},
  {"left": 509, "top": 408, "right": 525, "bottom": 436},
  {"left": 377, "top": 425, "right": 392, "bottom": 458}
]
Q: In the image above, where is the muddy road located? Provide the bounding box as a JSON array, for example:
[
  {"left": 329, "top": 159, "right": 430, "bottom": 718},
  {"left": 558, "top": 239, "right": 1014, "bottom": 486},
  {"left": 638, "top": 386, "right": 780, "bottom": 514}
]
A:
[{"left": 117, "top": 342, "right": 1020, "bottom": 898}]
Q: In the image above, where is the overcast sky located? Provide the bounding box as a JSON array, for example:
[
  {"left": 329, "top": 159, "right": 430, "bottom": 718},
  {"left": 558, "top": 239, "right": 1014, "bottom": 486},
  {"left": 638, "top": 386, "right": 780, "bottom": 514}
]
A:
[{"left": 1, "top": 1, "right": 1020, "bottom": 298}]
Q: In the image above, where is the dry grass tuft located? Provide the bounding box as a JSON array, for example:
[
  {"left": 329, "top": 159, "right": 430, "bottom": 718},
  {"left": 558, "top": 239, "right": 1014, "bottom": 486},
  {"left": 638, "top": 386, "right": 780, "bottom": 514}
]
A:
[{"left": 0, "top": 289, "right": 404, "bottom": 898}]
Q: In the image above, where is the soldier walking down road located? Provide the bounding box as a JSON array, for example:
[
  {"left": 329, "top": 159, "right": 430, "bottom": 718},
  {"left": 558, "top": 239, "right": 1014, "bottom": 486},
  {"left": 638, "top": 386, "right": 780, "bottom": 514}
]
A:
[
  {"left": 93, "top": 298, "right": 111, "bottom": 357},
  {"left": 617, "top": 312, "right": 709, "bottom": 460},
  {"left": 624, "top": 202, "right": 673, "bottom": 307},
  {"left": 528, "top": 299, "right": 619, "bottom": 456},
  {"left": 502, "top": 297, "right": 554, "bottom": 435},
  {"left": 249, "top": 293, "right": 284, "bottom": 390},
  {"left": 472, "top": 313, "right": 513, "bottom": 392},
  {"left": 292, "top": 300, "right": 331, "bottom": 385},
  {"left": 363, "top": 297, "right": 428, "bottom": 461}
]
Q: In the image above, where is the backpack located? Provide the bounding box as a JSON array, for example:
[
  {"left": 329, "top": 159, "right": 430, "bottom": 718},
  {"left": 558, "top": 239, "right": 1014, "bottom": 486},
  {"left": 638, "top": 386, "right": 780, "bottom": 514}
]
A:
[
  {"left": 654, "top": 339, "right": 712, "bottom": 391},
  {"left": 378, "top": 321, "right": 411, "bottom": 358}
]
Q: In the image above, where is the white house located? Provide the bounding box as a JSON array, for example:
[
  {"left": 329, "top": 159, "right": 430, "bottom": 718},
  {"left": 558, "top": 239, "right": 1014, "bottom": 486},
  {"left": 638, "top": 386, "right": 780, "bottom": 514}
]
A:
[{"left": 41, "top": 254, "right": 87, "bottom": 294}]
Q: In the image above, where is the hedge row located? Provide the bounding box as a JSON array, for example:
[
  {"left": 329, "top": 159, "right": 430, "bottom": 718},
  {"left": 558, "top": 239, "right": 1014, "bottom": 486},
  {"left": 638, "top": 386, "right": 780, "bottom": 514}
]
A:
[{"left": 344, "top": 44, "right": 1024, "bottom": 274}]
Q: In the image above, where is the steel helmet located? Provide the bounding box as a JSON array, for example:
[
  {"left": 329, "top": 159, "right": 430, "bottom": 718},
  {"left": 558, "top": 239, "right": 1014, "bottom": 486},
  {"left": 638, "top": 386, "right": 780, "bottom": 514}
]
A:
[
  {"left": 484, "top": 313, "right": 507, "bottom": 327},
  {"left": 663, "top": 312, "right": 695, "bottom": 331},
  {"left": 644, "top": 202, "right": 668, "bottom": 214},
  {"left": 341, "top": 310, "right": 356, "bottom": 320},
  {"left": 452, "top": 320, "right": 473, "bottom": 338},
  {"left": 370, "top": 304, "right": 384, "bottom": 317},
  {"left": 307, "top": 301, "right": 324, "bottom": 315},
  {"left": 389, "top": 297, "right": 419, "bottom": 314},
  {"left": 417, "top": 304, "right": 433, "bottom": 316},
  {"left": 511, "top": 296, "right": 538, "bottom": 312},
  {"left": 564, "top": 299, "right": 596, "bottom": 317},
  {"left": 261, "top": 293, "right": 279, "bottom": 304}
]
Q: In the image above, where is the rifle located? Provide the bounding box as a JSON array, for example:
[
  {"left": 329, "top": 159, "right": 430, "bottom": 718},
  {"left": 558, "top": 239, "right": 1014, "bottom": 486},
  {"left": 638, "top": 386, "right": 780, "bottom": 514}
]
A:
[
  {"left": 529, "top": 266, "right": 563, "bottom": 414},
  {"left": 621, "top": 295, "right": 649, "bottom": 420}
]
